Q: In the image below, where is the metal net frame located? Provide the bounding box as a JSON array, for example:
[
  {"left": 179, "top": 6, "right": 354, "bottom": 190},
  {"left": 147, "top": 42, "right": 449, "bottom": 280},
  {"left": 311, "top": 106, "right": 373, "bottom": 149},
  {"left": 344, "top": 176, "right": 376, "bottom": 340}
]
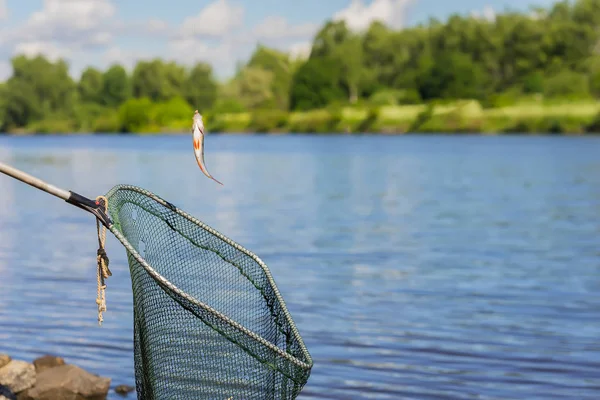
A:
[{"left": 103, "top": 184, "right": 313, "bottom": 399}]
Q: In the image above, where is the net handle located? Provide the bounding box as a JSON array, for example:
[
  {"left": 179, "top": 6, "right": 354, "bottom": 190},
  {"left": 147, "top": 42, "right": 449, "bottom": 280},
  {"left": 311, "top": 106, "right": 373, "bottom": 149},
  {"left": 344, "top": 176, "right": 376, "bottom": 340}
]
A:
[{"left": 0, "top": 160, "right": 112, "bottom": 227}]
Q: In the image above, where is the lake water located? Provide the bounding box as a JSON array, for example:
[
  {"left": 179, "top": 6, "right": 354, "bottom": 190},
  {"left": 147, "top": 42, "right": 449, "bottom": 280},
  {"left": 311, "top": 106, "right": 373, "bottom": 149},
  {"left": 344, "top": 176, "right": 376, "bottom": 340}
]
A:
[{"left": 0, "top": 133, "right": 598, "bottom": 399}]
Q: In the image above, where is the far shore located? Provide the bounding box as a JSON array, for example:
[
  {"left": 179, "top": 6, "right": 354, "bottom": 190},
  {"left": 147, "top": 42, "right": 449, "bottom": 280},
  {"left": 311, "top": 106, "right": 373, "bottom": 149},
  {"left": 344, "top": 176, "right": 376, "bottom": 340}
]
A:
[{"left": 3, "top": 99, "right": 600, "bottom": 136}]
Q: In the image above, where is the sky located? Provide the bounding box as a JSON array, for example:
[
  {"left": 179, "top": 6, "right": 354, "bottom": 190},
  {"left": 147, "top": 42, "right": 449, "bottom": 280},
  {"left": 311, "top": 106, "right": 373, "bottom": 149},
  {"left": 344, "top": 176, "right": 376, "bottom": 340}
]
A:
[{"left": 0, "top": 0, "right": 557, "bottom": 82}]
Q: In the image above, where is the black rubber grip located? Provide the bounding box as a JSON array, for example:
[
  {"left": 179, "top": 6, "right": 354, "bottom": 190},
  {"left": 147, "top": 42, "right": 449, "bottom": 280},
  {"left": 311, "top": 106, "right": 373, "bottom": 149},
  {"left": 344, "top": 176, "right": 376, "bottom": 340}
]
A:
[{"left": 66, "top": 191, "right": 98, "bottom": 209}]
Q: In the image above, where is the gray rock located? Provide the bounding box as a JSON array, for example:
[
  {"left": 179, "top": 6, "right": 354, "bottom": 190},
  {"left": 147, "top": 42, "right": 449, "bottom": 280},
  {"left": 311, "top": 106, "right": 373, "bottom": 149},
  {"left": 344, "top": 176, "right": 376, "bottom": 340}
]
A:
[
  {"left": 0, "top": 361, "right": 35, "bottom": 394},
  {"left": 18, "top": 364, "right": 110, "bottom": 400},
  {"left": 0, "top": 356, "right": 10, "bottom": 370},
  {"left": 32, "top": 356, "right": 64, "bottom": 373}
]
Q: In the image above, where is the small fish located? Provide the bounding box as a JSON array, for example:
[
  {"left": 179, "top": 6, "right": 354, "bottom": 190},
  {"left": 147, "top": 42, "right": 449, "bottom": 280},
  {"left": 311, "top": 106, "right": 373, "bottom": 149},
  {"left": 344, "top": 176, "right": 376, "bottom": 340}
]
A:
[{"left": 192, "top": 110, "right": 223, "bottom": 185}]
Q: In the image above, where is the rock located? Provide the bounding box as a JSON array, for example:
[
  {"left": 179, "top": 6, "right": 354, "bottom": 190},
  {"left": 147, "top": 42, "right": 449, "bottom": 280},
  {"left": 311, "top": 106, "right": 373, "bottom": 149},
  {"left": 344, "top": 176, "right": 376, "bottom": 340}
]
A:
[
  {"left": 114, "top": 384, "right": 135, "bottom": 396},
  {"left": 32, "top": 356, "right": 64, "bottom": 373},
  {"left": 0, "top": 361, "right": 35, "bottom": 394},
  {"left": 0, "top": 356, "right": 10, "bottom": 370},
  {"left": 0, "top": 383, "right": 17, "bottom": 400},
  {"left": 18, "top": 364, "right": 110, "bottom": 400}
]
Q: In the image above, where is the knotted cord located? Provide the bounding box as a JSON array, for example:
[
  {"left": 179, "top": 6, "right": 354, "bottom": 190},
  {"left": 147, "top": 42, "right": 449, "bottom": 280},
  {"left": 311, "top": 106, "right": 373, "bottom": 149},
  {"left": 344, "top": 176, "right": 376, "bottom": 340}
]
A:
[{"left": 95, "top": 196, "right": 111, "bottom": 325}]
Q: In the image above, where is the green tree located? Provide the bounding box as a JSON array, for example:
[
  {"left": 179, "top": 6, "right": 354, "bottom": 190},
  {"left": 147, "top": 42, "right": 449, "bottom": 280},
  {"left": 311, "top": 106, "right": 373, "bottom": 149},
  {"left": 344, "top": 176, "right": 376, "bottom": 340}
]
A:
[
  {"left": 418, "top": 52, "right": 488, "bottom": 100},
  {"left": 119, "top": 97, "right": 153, "bottom": 132},
  {"left": 290, "top": 57, "right": 345, "bottom": 110},
  {"left": 309, "top": 20, "right": 369, "bottom": 103},
  {"left": 2, "top": 79, "right": 41, "bottom": 128},
  {"left": 544, "top": 69, "right": 590, "bottom": 98},
  {"left": 234, "top": 67, "right": 276, "bottom": 110},
  {"left": 102, "top": 64, "right": 130, "bottom": 107},
  {"left": 2, "top": 55, "right": 76, "bottom": 128},
  {"left": 78, "top": 67, "right": 104, "bottom": 104},
  {"left": 152, "top": 96, "right": 194, "bottom": 127},
  {"left": 184, "top": 62, "right": 217, "bottom": 111},
  {"left": 310, "top": 20, "right": 351, "bottom": 59},
  {"left": 247, "top": 45, "right": 294, "bottom": 110},
  {"left": 131, "top": 59, "right": 186, "bottom": 102}
]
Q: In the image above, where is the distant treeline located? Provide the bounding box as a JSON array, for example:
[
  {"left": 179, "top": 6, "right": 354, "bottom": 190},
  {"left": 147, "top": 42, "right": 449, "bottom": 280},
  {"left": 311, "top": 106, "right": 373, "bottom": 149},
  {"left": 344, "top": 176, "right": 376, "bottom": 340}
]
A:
[{"left": 2, "top": 0, "right": 600, "bottom": 134}]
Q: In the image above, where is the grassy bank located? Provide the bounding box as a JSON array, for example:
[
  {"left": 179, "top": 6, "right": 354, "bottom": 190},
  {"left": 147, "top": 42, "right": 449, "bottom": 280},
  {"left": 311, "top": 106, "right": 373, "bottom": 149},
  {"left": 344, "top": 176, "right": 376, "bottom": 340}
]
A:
[
  {"left": 207, "top": 99, "right": 600, "bottom": 135},
  {"left": 9, "top": 98, "right": 600, "bottom": 135}
]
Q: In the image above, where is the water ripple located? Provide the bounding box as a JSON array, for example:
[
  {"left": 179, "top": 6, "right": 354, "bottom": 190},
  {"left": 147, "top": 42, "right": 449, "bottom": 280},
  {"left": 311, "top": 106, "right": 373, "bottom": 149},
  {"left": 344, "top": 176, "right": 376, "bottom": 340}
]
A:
[{"left": 0, "top": 135, "right": 599, "bottom": 399}]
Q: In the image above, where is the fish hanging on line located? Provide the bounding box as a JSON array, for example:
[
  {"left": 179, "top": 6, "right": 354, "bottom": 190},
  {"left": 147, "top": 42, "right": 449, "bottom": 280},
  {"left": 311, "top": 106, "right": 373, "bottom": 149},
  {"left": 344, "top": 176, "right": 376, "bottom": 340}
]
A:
[{"left": 192, "top": 110, "right": 223, "bottom": 185}]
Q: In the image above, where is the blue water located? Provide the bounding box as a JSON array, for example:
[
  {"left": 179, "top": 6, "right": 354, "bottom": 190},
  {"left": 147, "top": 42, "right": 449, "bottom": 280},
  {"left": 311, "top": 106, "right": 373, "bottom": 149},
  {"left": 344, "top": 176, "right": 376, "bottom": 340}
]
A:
[{"left": 0, "top": 134, "right": 599, "bottom": 399}]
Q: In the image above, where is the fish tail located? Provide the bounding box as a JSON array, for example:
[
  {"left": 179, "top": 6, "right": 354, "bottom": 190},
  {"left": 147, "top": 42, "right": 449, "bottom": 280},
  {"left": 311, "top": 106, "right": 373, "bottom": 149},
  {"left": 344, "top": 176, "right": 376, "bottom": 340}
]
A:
[{"left": 195, "top": 150, "right": 223, "bottom": 185}]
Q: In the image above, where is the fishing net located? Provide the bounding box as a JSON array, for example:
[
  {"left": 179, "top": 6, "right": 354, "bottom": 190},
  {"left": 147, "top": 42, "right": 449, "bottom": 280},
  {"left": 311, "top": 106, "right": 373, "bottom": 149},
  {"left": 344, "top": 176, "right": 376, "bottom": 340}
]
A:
[{"left": 101, "top": 184, "right": 313, "bottom": 400}]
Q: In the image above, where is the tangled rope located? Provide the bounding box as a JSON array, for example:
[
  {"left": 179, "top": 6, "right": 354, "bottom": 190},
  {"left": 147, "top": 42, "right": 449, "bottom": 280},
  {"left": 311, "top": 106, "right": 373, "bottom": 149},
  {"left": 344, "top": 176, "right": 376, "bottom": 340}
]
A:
[{"left": 95, "top": 196, "right": 112, "bottom": 325}]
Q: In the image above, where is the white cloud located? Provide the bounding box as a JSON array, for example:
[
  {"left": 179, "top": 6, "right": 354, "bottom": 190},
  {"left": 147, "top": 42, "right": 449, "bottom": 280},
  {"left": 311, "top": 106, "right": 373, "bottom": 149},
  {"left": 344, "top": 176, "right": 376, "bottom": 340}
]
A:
[
  {"left": 166, "top": 36, "right": 249, "bottom": 79},
  {"left": 146, "top": 19, "right": 170, "bottom": 34},
  {"left": 253, "top": 16, "right": 319, "bottom": 41},
  {"left": 14, "top": 41, "right": 72, "bottom": 60},
  {"left": 179, "top": 0, "right": 244, "bottom": 38},
  {"left": 333, "top": 0, "right": 415, "bottom": 31},
  {"left": 471, "top": 5, "right": 496, "bottom": 22},
  {"left": 0, "top": 0, "right": 7, "bottom": 21},
  {"left": 14, "top": 0, "right": 117, "bottom": 47},
  {"left": 287, "top": 42, "right": 312, "bottom": 60}
]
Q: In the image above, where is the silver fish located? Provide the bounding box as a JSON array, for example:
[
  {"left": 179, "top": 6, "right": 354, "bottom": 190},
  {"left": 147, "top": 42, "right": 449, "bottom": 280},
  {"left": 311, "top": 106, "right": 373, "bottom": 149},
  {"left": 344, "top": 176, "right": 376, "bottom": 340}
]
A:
[{"left": 192, "top": 110, "right": 223, "bottom": 185}]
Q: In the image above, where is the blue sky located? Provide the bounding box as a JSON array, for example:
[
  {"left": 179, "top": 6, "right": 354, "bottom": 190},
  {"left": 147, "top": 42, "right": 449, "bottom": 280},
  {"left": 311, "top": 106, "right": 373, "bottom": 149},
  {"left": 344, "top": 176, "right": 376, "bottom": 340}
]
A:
[{"left": 0, "top": 0, "right": 557, "bottom": 81}]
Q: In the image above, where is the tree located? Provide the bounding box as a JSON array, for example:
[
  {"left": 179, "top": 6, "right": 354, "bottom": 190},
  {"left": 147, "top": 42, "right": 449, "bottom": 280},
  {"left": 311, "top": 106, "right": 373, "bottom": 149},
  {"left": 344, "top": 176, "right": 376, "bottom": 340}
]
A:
[
  {"left": 417, "top": 52, "right": 488, "bottom": 100},
  {"left": 118, "top": 97, "right": 153, "bottom": 132},
  {"left": 184, "top": 62, "right": 217, "bottom": 111},
  {"left": 290, "top": 57, "right": 345, "bottom": 110},
  {"left": 247, "top": 45, "right": 294, "bottom": 110},
  {"left": 78, "top": 67, "right": 104, "bottom": 104},
  {"left": 2, "top": 55, "right": 76, "bottom": 128},
  {"left": 310, "top": 20, "right": 351, "bottom": 59},
  {"left": 102, "top": 64, "right": 130, "bottom": 107},
  {"left": 309, "top": 20, "right": 368, "bottom": 103},
  {"left": 236, "top": 67, "right": 276, "bottom": 110},
  {"left": 131, "top": 59, "right": 186, "bottom": 102}
]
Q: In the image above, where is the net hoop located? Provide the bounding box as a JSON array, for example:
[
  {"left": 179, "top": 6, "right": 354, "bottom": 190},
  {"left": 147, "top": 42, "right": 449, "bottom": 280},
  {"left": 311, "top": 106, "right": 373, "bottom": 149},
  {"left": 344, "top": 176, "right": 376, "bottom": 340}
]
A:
[{"left": 105, "top": 184, "right": 313, "bottom": 374}]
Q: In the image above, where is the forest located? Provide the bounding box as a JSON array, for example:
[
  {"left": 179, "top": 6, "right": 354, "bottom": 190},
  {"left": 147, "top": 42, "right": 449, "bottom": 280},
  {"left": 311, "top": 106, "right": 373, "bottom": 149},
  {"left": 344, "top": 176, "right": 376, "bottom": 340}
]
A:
[{"left": 2, "top": 0, "right": 600, "bottom": 134}]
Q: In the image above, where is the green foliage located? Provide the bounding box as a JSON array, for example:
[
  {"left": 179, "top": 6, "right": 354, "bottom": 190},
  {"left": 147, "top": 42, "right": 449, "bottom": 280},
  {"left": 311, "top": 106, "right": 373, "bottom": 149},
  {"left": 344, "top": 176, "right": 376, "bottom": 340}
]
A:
[
  {"left": 235, "top": 67, "right": 277, "bottom": 110},
  {"left": 287, "top": 109, "right": 342, "bottom": 133},
  {"left": 28, "top": 116, "right": 76, "bottom": 134},
  {"left": 543, "top": 69, "right": 591, "bottom": 99},
  {"left": 78, "top": 67, "right": 104, "bottom": 104},
  {"left": 2, "top": 55, "right": 77, "bottom": 129},
  {"left": 211, "top": 98, "right": 247, "bottom": 114},
  {"left": 246, "top": 46, "right": 294, "bottom": 110},
  {"left": 2, "top": 79, "right": 41, "bottom": 129},
  {"left": 250, "top": 110, "right": 288, "bottom": 132},
  {"left": 184, "top": 63, "right": 217, "bottom": 111},
  {"left": 92, "top": 111, "right": 121, "bottom": 133},
  {"left": 368, "top": 89, "right": 422, "bottom": 106},
  {"left": 585, "top": 111, "right": 600, "bottom": 132},
  {"left": 102, "top": 64, "right": 131, "bottom": 107},
  {"left": 289, "top": 57, "right": 345, "bottom": 110},
  {"left": 521, "top": 71, "right": 545, "bottom": 94},
  {"left": 357, "top": 107, "right": 380, "bottom": 132},
  {"left": 72, "top": 102, "right": 109, "bottom": 132},
  {"left": 119, "top": 97, "right": 153, "bottom": 132},
  {"left": 132, "top": 59, "right": 186, "bottom": 103},
  {"left": 417, "top": 52, "right": 488, "bottom": 100},
  {"left": 151, "top": 96, "right": 194, "bottom": 127}
]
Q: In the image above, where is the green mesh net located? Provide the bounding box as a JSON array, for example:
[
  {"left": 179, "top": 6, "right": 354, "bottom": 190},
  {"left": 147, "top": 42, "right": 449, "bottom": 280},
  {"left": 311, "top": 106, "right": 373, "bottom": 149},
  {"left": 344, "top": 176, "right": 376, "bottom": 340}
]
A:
[{"left": 103, "top": 184, "right": 313, "bottom": 400}]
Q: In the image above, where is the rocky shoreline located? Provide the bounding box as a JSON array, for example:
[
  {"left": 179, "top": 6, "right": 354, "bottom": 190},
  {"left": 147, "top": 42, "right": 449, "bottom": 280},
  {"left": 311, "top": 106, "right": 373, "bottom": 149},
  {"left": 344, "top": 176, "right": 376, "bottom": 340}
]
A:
[{"left": 0, "top": 353, "right": 134, "bottom": 399}]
